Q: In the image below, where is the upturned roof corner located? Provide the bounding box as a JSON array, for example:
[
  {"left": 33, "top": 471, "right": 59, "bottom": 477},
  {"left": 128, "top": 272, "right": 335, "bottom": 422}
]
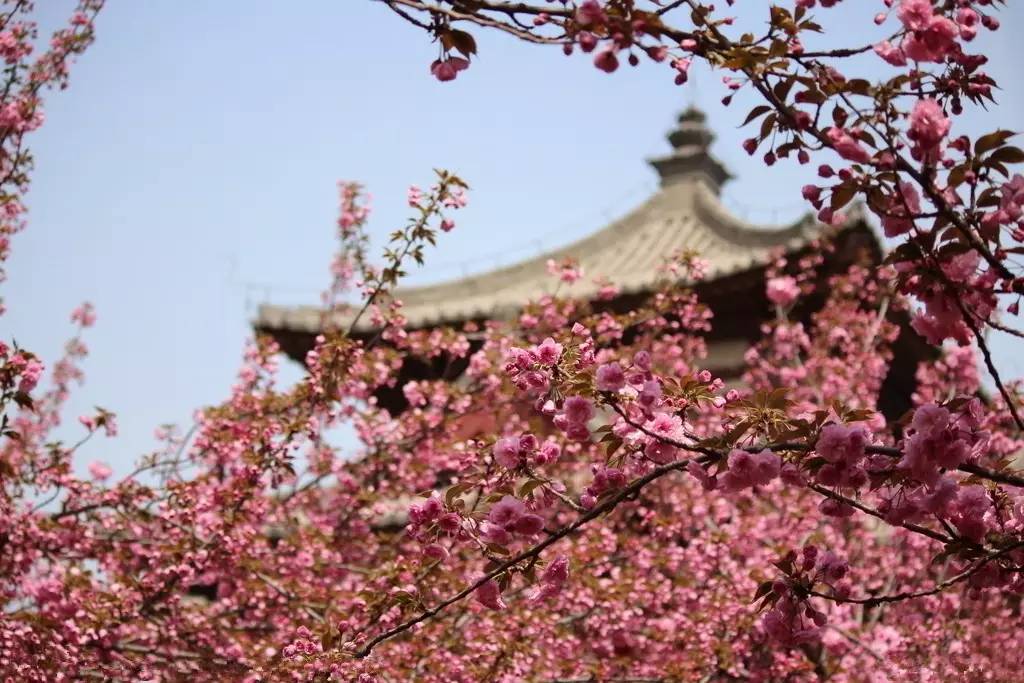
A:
[{"left": 255, "top": 107, "right": 859, "bottom": 339}]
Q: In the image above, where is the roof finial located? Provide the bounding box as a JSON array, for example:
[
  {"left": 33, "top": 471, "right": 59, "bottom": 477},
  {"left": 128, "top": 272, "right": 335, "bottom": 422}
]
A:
[
  {"left": 647, "top": 105, "right": 732, "bottom": 193},
  {"left": 667, "top": 106, "right": 712, "bottom": 151}
]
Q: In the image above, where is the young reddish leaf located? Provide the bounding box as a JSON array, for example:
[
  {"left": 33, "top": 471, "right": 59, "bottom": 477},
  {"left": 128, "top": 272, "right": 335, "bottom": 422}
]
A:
[
  {"left": 448, "top": 29, "right": 478, "bottom": 58},
  {"left": 742, "top": 105, "right": 772, "bottom": 127}
]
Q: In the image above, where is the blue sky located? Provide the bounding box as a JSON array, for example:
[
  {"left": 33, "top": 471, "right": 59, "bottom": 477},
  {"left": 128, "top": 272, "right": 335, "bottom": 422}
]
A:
[{"left": 8, "top": 1, "right": 1023, "bottom": 473}]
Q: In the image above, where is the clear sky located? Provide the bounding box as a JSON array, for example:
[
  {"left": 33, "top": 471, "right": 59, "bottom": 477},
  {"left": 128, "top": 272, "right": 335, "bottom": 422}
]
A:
[{"left": 8, "top": 1, "right": 1023, "bottom": 473}]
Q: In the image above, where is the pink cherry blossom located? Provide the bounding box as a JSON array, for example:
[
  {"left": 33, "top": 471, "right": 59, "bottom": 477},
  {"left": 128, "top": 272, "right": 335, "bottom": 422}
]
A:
[
  {"left": 562, "top": 395, "right": 595, "bottom": 424},
  {"left": 874, "top": 40, "right": 908, "bottom": 66},
  {"left": 902, "top": 14, "right": 959, "bottom": 63},
  {"left": 70, "top": 302, "right": 96, "bottom": 327},
  {"left": 489, "top": 495, "right": 526, "bottom": 527},
  {"left": 575, "top": 0, "right": 607, "bottom": 27},
  {"left": 530, "top": 555, "right": 570, "bottom": 602},
  {"left": 816, "top": 423, "right": 867, "bottom": 466},
  {"left": 534, "top": 336, "right": 563, "bottom": 365},
  {"left": 3, "top": 3, "right": 1023, "bottom": 680},
  {"left": 593, "top": 49, "right": 619, "bottom": 73},
  {"left": 908, "top": 98, "right": 950, "bottom": 156},
  {"left": 493, "top": 436, "right": 522, "bottom": 468},
  {"left": 880, "top": 181, "right": 922, "bottom": 237},
  {"left": 897, "top": 0, "right": 935, "bottom": 32},
  {"left": 595, "top": 361, "right": 625, "bottom": 391},
  {"left": 766, "top": 276, "right": 799, "bottom": 306},
  {"left": 87, "top": 460, "right": 112, "bottom": 480},
  {"left": 826, "top": 127, "right": 872, "bottom": 163},
  {"left": 430, "top": 56, "right": 469, "bottom": 82},
  {"left": 721, "top": 448, "right": 781, "bottom": 491},
  {"left": 475, "top": 579, "right": 506, "bottom": 610}
]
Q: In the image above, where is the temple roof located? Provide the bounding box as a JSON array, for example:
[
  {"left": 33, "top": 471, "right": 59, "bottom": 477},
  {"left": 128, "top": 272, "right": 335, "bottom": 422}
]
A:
[{"left": 256, "top": 107, "right": 824, "bottom": 336}]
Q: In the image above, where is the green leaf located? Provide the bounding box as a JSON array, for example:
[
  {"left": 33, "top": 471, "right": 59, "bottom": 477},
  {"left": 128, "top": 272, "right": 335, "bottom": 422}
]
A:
[
  {"left": 390, "top": 590, "right": 417, "bottom": 605},
  {"left": 975, "top": 130, "right": 1016, "bottom": 156},
  {"left": 518, "top": 478, "right": 544, "bottom": 498},
  {"left": 988, "top": 146, "right": 1024, "bottom": 165},
  {"left": 445, "top": 482, "right": 473, "bottom": 506},
  {"left": 946, "top": 163, "right": 970, "bottom": 188},
  {"left": 847, "top": 79, "right": 871, "bottom": 96},
  {"left": 769, "top": 5, "right": 791, "bottom": 25}
]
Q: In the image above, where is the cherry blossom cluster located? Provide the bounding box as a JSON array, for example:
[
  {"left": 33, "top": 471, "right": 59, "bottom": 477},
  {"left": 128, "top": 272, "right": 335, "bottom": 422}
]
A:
[
  {"left": 3, "top": 1, "right": 1024, "bottom": 680},
  {"left": 388, "top": 1, "right": 1024, "bottom": 424}
]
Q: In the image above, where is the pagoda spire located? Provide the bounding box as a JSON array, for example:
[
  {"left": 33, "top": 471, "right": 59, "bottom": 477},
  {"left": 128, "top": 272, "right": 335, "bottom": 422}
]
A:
[{"left": 648, "top": 106, "right": 732, "bottom": 193}]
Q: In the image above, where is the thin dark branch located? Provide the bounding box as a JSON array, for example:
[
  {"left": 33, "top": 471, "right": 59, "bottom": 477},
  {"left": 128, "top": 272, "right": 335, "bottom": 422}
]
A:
[
  {"left": 955, "top": 295, "right": 1024, "bottom": 432},
  {"left": 810, "top": 541, "right": 1024, "bottom": 606},
  {"left": 378, "top": 0, "right": 565, "bottom": 45},
  {"left": 806, "top": 482, "right": 952, "bottom": 544},
  {"left": 354, "top": 453, "right": 709, "bottom": 658}
]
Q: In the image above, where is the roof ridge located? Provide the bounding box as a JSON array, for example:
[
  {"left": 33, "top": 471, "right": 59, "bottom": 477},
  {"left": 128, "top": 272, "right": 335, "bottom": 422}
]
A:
[{"left": 254, "top": 108, "right": 835, "bottom": 336}]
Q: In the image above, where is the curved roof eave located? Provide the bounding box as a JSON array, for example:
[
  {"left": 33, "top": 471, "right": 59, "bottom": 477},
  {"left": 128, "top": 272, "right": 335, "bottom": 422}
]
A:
[{"left": 255, "top": 179, "right": 838, "bottom": 336}]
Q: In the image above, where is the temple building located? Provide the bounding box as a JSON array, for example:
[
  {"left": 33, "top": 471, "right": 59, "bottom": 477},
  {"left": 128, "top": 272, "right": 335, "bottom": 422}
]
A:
[{"left": 255, "top": 108, "right": 928, "bottom": 420}]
